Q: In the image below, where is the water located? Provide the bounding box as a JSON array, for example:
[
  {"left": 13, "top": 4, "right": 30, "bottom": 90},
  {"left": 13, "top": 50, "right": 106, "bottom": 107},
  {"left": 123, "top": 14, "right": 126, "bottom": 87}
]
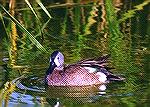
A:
[{"left": 0, "top": 0, "right": 150, "bottom": 107}]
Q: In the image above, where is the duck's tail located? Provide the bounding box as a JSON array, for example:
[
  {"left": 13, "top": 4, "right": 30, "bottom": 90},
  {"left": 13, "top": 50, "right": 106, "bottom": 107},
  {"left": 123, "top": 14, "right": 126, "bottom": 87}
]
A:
[
  {"left": 99, "top": 67, "right": 125, "bottom": 81},
  {"left": 107, "top": 74, "right": 125, "bottom": 81}
]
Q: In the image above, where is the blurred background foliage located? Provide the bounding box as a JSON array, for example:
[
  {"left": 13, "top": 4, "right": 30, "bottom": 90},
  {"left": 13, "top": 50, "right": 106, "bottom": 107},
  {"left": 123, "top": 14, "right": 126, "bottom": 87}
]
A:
[{"left": 0, "top": 0, "right": 148, "bottom": 68}]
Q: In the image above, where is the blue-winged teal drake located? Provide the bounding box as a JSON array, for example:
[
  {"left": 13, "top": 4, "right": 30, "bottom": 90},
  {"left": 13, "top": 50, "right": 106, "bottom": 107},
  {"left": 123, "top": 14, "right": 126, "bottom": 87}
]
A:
[{"left": 45, "top": 51, "right": 124, "bottom": 86}]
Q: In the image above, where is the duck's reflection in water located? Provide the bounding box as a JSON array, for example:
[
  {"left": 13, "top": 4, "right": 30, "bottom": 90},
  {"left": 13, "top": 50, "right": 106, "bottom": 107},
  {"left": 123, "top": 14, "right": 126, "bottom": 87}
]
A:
[{"left": 45, "top": 84, "right": 107, "bottom": 105}]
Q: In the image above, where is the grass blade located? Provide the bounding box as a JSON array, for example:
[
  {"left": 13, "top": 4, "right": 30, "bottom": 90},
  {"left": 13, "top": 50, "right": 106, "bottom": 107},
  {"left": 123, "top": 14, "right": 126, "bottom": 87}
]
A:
[
  {"left": 0, "top": 4, "right": 47, "bottom": 53},
  {"left": 25, "top": 0, "right": 39, "bottom": 21},
  {"left": 36, "top": 0, "right": 52, "bottom": 19}
]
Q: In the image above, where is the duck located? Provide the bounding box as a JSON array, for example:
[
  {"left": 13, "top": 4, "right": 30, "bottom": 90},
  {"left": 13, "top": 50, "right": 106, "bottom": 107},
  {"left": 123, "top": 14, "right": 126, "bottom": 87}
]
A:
[{"left": 45, "top": 51, "right": 124, "bottom": 86}]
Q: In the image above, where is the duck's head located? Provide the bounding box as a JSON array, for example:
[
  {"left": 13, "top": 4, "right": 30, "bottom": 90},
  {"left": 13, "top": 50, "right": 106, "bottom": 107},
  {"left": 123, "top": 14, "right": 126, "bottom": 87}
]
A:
[{"left": 46, "top": 51, "right": 64, "bottom": 75}]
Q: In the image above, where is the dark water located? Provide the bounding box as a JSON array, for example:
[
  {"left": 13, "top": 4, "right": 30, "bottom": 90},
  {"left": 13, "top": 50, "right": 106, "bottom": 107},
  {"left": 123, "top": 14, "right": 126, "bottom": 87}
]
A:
[{"left": 0, "top": 0, "right": 150, "bottom": 107}]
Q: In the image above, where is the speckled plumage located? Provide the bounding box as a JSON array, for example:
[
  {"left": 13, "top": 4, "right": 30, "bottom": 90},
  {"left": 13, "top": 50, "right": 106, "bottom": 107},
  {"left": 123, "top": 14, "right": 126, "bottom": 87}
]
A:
[{"left": 45, "top": 51, "right": 124, "bottom": 86}]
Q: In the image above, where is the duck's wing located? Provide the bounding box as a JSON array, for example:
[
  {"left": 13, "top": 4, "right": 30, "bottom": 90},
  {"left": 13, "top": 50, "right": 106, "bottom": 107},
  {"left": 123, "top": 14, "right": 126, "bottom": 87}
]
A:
[
  {"left": 64, "top": 55, "right": 125, "bottom": 81},
  {"left": 63, "top": 55, "right": 110, "bottom": 74},
  {"left": 76, "top": 54, "right": 109, "bottom": 68},
  {"left": 64, "top": 54, "right": 109, "bottom": 69}
]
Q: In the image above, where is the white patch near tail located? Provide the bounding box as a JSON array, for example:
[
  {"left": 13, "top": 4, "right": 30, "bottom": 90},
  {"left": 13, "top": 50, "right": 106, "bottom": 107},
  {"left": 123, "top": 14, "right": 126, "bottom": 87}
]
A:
[
  {"left": 99, "top": 84, "right": 106, "bottom": 91},
  {"left": 96, "top": 72, "right": 107, "bottom": 82}
]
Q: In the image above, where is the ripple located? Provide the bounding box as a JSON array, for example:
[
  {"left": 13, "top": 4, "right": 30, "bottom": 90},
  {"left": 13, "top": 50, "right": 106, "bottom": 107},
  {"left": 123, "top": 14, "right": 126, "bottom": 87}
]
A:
[{"left": 12, "top": 75, "right": 132, "bottom": 104}]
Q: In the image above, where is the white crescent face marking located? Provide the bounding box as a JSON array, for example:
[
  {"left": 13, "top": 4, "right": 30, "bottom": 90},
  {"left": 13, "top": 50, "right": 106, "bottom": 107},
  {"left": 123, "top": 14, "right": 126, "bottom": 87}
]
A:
[
  {"left": 54, "top": 52, "right": 64, "bottom": 69},
  {"left": 54, "top": 56, "right": 61, "bottom": 67}
]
